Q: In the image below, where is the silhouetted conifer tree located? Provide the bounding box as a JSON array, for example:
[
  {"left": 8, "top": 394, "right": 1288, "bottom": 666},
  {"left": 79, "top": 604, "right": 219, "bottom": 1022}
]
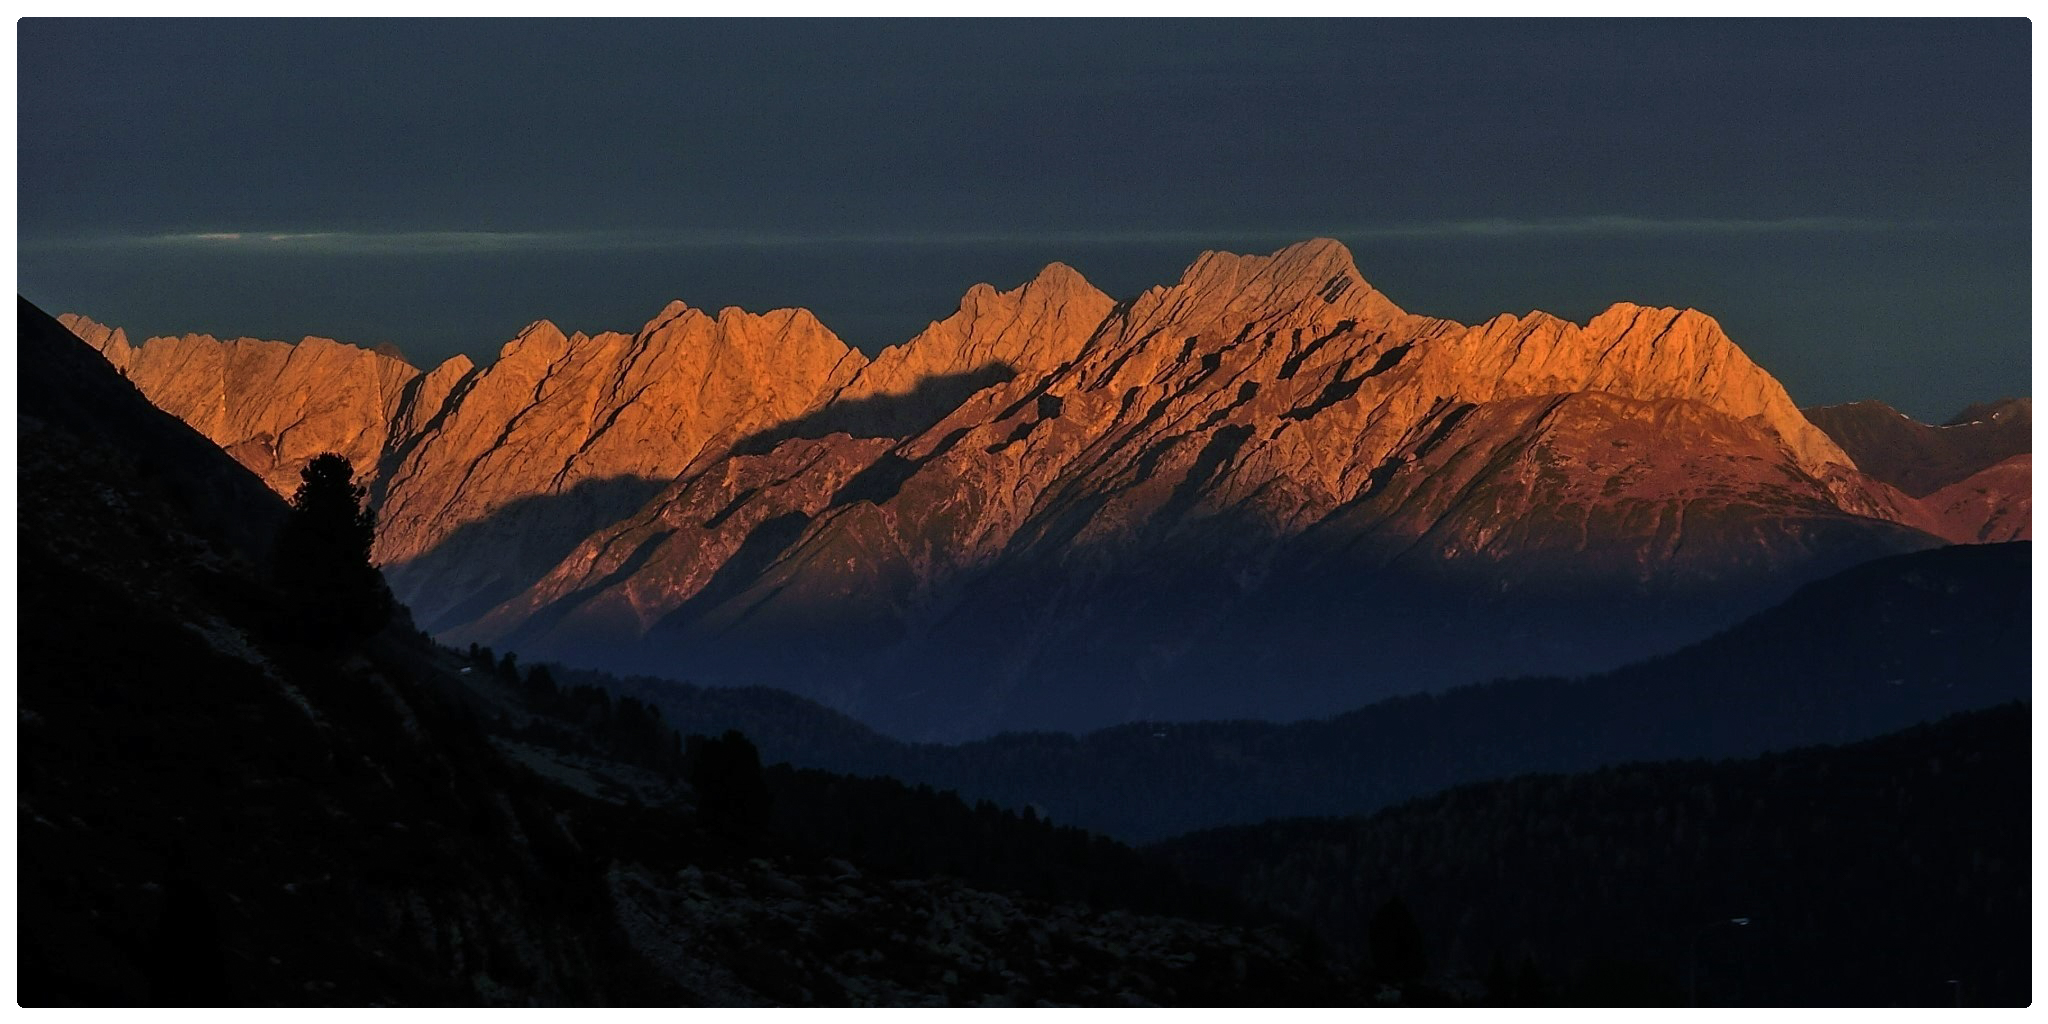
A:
[
  {"left": 686, "top": 730, "right": 770, "bottom": 832},
  {"left": 272, "top": 453, "right": 392, "bottom": 648},
  {"left": 525, "top": 663, "right": 558, "bottom": 702},
  {"left": 1369, "top": 895, "right": 1428, "bottom": 983}
]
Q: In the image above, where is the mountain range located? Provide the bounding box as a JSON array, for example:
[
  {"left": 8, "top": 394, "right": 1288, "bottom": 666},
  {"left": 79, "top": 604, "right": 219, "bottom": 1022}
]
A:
[
  {"left": 18, "top": 273, "right": 2032, "bottom": 1005},
  {"left": 60, "top": 239, "right": 2029, "bottom": 739}
]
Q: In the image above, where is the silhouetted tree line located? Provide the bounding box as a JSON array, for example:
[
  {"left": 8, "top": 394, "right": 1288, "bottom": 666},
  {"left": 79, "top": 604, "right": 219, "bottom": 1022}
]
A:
[
  {"left": 468, "top": 643, "right": 690, "bottom": 779},
  {"left": 760, "top": 765, "right": 1251, "bottom": 923},
  {"left": 470, "top": 644, "right": 1263, "bottom": 928}
]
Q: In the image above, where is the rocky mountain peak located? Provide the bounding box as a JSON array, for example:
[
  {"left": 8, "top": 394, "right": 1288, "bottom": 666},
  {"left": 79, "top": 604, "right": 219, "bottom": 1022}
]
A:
[
  {"left": 642, "top": 299, "right": 692, "bottom": 333},
  {"left": 1053, "top": 239, "right": 1434, "bottom": 403},
  {"left": 1945, "top": 396, "right": 2030, "bottom": 428},
  {"left": 365, "top": 298, "right": 869, "bottom": 628},
  {"left": 1018, "top": 259, "right": 1093, "bottom": 296},
  {"left": 838, "top": 262, "right": 1116, "bottom": 408},
  {"left": 1184, "top": 236, "right": 1355, "bottom": 282},
  {"left": 55, "top": 312, "right": 129, "bottom": 365},
  {"left": 1164, "top": 237, "right": 1402, "bottom": 322},
  {"left": 47, "top": 319, "right": 425, "bottom": 496},
  {"left": 1427, "top": 301, "right": 1854, "bottom": 478},
  {"left": 499, "top": 318, "right": 571, "bottom": 362}
]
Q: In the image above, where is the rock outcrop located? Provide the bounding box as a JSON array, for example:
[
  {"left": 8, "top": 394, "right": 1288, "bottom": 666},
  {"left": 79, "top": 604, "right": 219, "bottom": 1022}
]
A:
[
  {"left": 58, "top": 313, "right": 420, "bottom": 497},
  {"left": 66, "top": 239, "right": 1997, "bottom": 739},
  {"left": 827, "top": 261, "right": 1115, "bottom": 434}
]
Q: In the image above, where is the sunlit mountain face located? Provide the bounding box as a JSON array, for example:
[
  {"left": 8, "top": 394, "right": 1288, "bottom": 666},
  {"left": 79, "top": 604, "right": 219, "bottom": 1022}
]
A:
[{"left": 61, "top": 237, "right": 2021, "bottom": 739}]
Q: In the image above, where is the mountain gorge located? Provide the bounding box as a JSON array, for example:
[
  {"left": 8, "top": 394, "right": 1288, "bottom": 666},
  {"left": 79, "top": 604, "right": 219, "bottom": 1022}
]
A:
[{"left": 64, "top": 239, "right": 2024, "bottom": 740}]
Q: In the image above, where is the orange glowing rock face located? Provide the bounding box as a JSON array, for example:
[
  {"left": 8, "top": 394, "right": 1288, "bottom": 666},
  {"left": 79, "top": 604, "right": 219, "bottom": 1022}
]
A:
[
  {"left": 60, "top": 313, "right": 417, "bottom": 499},
  {"left": 61, "top": 238, "right": 2027, "bottom": 738}
]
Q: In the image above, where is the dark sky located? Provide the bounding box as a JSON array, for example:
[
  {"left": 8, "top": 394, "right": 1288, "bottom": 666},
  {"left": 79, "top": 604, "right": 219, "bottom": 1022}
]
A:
[{"left": 17, "top": 18, "right": 2030, "bottom": 421}]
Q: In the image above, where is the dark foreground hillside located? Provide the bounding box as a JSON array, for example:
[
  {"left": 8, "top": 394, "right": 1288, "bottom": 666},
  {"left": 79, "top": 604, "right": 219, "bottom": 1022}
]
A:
[
  {"left": 16, "top": 297, "right": 1343, "bottom": 1006},
  {"left": 19, "top": 298, "right": 659, "bottom": 1003},
  {"left": 1156, "top": 704, "right": 2032, "bottom": 1007}
]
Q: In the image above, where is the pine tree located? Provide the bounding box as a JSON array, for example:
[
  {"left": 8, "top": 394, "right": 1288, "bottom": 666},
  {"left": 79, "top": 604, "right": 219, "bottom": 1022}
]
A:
[
  {"left": 1368, "top": 895, "right": 1429, "bottom": 983},
  {"left": 524, "top": 663, "right": 558, "bottom": 703},
  {"left": 686, "top": 730, "right": 771, "bottom": 833},
  {"left": 273, "top": 453, "right": 392, "bottom": 648}
]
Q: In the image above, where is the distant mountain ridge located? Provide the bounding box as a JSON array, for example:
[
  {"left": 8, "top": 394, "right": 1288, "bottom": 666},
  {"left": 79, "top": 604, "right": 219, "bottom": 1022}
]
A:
[
  {"left": 1804, "top": 397, "right": 2031, "bottom": 496},
  {"left": 57, "top": 239, "right": 2022, "bottom": 739},
  {"left": 569, "top": 540, "right": 2031, "bottom": 842}
]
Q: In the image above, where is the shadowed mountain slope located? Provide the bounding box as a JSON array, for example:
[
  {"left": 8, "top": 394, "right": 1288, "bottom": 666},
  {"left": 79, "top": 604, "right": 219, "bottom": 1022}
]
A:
[
  {"left": 1801, "top": 398, "right": 2030, "bottom": 544},
  {"left": 1912, "top": 454, "right": 2030, "bottom": 542}
]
